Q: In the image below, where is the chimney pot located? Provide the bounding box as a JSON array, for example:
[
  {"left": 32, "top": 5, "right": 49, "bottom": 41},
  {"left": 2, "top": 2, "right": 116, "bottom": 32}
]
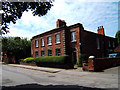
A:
[{"left": 97, "top": 26, "right": 105, "bottom": 35}]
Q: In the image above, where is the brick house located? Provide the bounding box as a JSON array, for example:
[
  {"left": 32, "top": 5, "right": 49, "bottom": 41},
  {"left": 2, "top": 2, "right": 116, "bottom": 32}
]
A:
[{"left": 31, "top": 19, "right": 117, "bottom": 64}]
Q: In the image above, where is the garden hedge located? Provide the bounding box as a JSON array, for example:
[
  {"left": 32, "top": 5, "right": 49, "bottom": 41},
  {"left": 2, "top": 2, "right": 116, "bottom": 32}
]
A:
[
  {"left": 35, "top": 55, "right": 74, "bottom": 69},
  {"left": 20, "top": 57, "right": 35, "bottom": 63}
]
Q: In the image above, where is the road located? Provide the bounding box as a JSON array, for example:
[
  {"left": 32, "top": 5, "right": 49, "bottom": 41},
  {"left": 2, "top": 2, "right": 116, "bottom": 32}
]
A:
[{"left": 1, "top": 64, "right": 119, "bottom": 90}]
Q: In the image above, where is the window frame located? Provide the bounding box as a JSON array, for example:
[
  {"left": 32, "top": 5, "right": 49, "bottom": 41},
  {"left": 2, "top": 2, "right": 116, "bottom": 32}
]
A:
[
  {"left": 48, "top": 49, "right": 52, "bottom": 56},
  {"left": 71, "top": 31, "right": 76, "bottom": 42},
  {"left": 47, "top": 36, "right": 52, "bottom": 46},
  {"left": 35, "top": 40, "right": 39, "bottom": 48},
  {"left": 41, "top": 38, "right": 44, "bottom": 47},
  {"left": 35, "top": 51, "right": 39, "bottom": 57},
  {"left": 41, "top": 50, "right": 45, "bottom": 56},
  {"left": 55, "top": 33, "right": 60, "bottom": 44},
  {"left": 113, "top": 41, "right": 115, "bottom": 48},
  {"left": 109, "top": 40, "right": 111, "bottom": 47},
  {"left": 55, "top": 48, "right": 61, "bottom": 56},
  {"left": 97, "top": 38, "right": 100, "bottom": 49}
]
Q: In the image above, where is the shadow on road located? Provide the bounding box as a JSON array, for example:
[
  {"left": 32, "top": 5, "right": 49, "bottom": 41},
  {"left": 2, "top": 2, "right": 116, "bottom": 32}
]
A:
[{"left": 2, "top": 83, "right": 117, "bottom": 90}]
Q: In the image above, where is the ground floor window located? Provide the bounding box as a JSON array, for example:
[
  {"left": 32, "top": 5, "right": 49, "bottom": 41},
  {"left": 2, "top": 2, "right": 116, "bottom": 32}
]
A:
[
  {"left": 35, "top": 51, "right": 39, "bottom": 57},
  {"left": 56, "top": 48, "right": 61, "bottom": 56},
  {"left": 48, "top": 50, "right": 52, "bottom": 56},
  {"left": 41, "top": 51, "right": 45, "bottom": 56}
]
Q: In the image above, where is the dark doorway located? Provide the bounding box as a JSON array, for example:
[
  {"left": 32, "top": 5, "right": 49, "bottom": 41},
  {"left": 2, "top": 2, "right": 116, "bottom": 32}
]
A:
[{"left": 72, "top": 48, "right": 77, "bottom": 64}]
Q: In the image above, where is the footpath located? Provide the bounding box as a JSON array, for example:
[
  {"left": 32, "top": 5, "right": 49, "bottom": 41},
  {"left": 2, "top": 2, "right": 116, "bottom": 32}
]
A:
[{"left": 7, "top": 64, "right": 63, "bottom": 73}]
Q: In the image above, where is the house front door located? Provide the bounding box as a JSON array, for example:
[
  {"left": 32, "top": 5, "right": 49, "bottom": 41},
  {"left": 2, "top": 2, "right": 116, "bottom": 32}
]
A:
[{"left": 72, "top": 48, "right": 77, "bottom": 64}]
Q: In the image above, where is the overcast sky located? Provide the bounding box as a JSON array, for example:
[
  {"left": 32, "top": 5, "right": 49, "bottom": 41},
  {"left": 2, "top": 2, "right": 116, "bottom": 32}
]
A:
[{"left": 4, "top": 0, "right": 119, "bottom": 40}]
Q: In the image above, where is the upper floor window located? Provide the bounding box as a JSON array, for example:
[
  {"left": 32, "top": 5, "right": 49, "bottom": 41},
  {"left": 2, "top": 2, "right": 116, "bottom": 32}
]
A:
[
  {"left": 97, "top": 38, "right": 100, "bottom": 49},
  {"left": 113, "top": 41, "right": 115, "bottom": 48},
  {"left": 41, "top": 38, "right": 44, "bottom": 47},
  {"left": 56, "top": 48, "right": 61, "bottom": 56},
  {"left": 48, "top": 50, "right": 52, "bottom": 56},
  {"left": 71, "top": 31, "right": 76, "bottom": 42},
  {"left": 47, "top": 36, "right": 52, "bottom": 45},
  {"left": 35, "top": 40, "right": 38, "bottom": 48},
  {"left": 55, "top": 34, "right": 60, "bottom": 44},
  {"left": 109, "top": 40, "right": 111, "bottom": 47}
]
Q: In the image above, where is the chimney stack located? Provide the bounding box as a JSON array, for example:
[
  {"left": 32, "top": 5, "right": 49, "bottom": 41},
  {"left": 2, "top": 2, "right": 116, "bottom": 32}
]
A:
[
  {"left": 97, "top": 26, "right": 105, "bottom": 35},
  {"left": 56, "top": 19, "right": 66, "bottom": 28}
]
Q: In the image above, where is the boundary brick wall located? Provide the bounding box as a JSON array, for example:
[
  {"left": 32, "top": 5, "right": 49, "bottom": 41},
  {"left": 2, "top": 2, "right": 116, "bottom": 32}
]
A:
[{"left": 83, "top": 57, "right": 120, "bottom": 71}]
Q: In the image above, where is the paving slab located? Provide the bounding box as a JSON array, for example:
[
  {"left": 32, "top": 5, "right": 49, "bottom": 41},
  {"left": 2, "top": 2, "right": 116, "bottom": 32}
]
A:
[{"left": 7, "top": 64, "right": 63, "bottom": 73}]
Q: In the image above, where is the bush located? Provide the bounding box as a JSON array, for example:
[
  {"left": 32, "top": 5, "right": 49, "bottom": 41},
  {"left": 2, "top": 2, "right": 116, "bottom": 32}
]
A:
[
  {"left": 77, "top": 54, "right": 88, "bottom": 67},
  {"left": 35, "top": 55, "right": 71, "bottom": 64},
  {"left": 35, "top": 55, "right": 74, "bottom": 69},
  {"left": 19, "top": 59, "right": 24, "bottom": 62},
  {"left": 20, "top": 57, "right": 35, "bottom": 63}
]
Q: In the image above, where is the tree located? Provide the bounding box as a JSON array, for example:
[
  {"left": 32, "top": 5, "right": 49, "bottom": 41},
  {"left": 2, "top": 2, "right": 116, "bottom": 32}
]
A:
[
  {"left": 1, "top": 1, "right": 53, "bottom": 34},
  {"left": 2, "top": 37, "right": 31, "bottom": 63},
  {"left": 115, "top": 30, "right": 120, "bottom": 45}
]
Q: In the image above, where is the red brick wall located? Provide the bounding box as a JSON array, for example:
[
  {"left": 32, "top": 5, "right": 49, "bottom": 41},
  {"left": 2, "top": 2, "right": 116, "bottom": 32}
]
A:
[
  {"left": 65, "top": 24, "right": 82, "bottom": 64},
  {"left": 81, "top": 30, "right": 117, "bottom": 58},
  {"left": 81, "top": 30, "right": 104, "bottom": 57},
  {"left": 87, "top": 57, "right": 120, "bottom": 71},
  {"left": 31, "top": 28, "right": 65, "bottom": 57},
  {"left": 69, "top": 27, "right": 81, "bottom": 63}
]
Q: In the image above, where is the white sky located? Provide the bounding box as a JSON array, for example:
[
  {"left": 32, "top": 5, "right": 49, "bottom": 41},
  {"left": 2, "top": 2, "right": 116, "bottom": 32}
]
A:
[{"left": 4, "top": 0, "right": 119, "bottom": 40}]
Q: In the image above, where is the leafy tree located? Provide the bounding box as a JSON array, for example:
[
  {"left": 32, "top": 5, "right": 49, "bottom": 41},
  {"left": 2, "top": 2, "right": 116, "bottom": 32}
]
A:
[
  {"left": 1, "top": 1, "right": 53, "bottom": 34},
  {"left": 2, "top": 37, "right": 31, "bottom": 63},
  {"left": 115, "top": 30, "right": 120, "bottom": 45}
]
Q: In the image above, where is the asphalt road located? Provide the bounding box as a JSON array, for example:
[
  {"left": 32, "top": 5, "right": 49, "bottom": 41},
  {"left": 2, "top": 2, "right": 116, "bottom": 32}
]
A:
[{"left": 1, "top": 64, "right": 119, "bottom": 90}]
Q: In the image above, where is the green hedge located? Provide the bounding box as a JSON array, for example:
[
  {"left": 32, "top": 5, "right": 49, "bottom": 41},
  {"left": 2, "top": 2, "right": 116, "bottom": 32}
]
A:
[
  {"left": 20, "top": 57, "right": 35, "bottom": 63},
  {"left": 35, "top": 55, "right": 74, "bottom": 69},
  {"left": 20, "top": 55, "right": 74, "bottom": 69},
  {"left": 35, "top": 55, "right": 72, "bottom": 64}
]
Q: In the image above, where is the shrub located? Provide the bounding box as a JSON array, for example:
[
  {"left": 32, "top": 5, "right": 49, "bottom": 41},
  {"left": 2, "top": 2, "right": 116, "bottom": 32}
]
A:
[
  {"left": 35, "top": 55, "right": 72, "bottom": 64},
  {"left": 19, "top": 59, "right": 24, "bottom": 62},
  {"left": 77, "top": 54, "right": 88, "bottom": 67},
  {"left": 24, "top": 57, "right": 35, "bottom": 63},
  {"left": 20, "top": 57, "right": 35, "bottom": 63},
  {"left": 35, "top": 55, "right": 74, "bottom": 68}
]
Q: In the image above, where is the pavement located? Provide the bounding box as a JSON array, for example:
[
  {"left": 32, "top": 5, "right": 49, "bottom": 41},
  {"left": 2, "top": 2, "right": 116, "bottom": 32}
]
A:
[
  {"left": 3, "top": 63, "right": 120, "bottom": 74},
  {"left": 7, "top": 64, "right": 63, "bottom": 73}
]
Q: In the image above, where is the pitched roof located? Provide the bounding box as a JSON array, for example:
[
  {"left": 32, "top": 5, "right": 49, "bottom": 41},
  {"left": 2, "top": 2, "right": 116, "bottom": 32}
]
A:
[{"left": 31, "top": 23, "right": 81, "bottom": 40}]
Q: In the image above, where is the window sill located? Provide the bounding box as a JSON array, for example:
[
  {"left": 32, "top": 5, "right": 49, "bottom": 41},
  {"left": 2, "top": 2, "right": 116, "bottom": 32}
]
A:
[
  {"left": 55, "top": 42, "right": 61, "bottom": 44},
  {"left": 47, "top": 43, "right": 52, "bottom": 46},
  {"left": 41, "top": 45, "right": 45, "bottom": 47},
  {"left": 71, "top": 40, "right": 77, "bottom": 43}
]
